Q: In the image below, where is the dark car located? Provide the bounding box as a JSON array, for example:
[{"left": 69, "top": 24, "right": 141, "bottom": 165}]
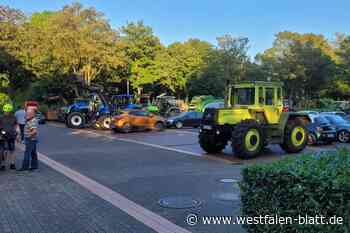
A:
[
  {"left": 306, "top": 116, "right": 336, "bottom": 145},
  {"left": 322, "top": 114, "right": 350, "bottom": 143},
  {"left": 166, "top": 111, "right": 203, "bottom": 129}
]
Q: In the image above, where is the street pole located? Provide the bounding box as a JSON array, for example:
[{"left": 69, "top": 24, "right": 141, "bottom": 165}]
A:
[{"left": 126, "top": 79, "right": 130, "bottom": 95}]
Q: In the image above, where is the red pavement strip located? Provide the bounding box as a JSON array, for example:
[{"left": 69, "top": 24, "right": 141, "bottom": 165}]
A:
[{"left": 17, "top": 144, "right": 192, "bottom": 233}]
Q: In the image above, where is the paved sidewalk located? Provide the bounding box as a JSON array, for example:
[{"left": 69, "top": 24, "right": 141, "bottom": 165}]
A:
[{"left": 0, "top": 151, "right": 156, "bottom": 233}]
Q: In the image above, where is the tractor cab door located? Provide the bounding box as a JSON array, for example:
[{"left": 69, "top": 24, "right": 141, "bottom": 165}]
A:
[{"left": 260, "top": 87, "right": 283, "bottom": 124}]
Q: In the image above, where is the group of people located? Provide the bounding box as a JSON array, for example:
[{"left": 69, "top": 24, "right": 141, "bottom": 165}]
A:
[{"left": 0, "top": 103, "right": 39, "bottom": 172}]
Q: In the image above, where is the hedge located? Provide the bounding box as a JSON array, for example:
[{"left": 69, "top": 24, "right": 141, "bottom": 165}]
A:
[{"left": 239, "top": 149, "right": 350, "bottom": 233}]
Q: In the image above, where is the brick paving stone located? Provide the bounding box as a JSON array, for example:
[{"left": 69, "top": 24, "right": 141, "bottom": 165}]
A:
[{"left": 0, "top": 152, "right": 156, "bottom": 233}]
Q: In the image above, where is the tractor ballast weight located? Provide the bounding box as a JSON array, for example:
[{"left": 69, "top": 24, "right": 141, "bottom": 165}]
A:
[{"left": 199, "top": 81, "right": 310, "bottom": 158}]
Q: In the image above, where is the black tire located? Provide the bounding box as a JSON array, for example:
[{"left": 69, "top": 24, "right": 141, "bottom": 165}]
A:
[
  {"left": 199, "top": 133, "right": 226, "bottom": 153},
  {"left": 154, "top": 122, "right": 165, "bottom": 131},
  {"left": 280, "top": 119, "right": 308, "bottom": 153},
  {"left": 67, "top": 112, "right": 85, "bottom": 129},
  {"left": 337, "top": 130, "right": 350, "bottom": 143},
  {"left": 232, "top": 120, "right": 264, "bottom": 159},
  {"left": 121, "top": 123, "right": 132, "bottom": 133}
]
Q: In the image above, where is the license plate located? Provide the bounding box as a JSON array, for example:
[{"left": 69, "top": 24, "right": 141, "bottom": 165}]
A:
[
  {"left": 327, "top": 134, "right": 335, "bottom": 138},
  {"left": 203, "top": 125, "right": 212, "bottom": 130}
]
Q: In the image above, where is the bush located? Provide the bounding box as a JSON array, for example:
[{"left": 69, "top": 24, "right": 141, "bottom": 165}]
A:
[{"left": 239, "top": 149, "right": 350, "bottom": 233}]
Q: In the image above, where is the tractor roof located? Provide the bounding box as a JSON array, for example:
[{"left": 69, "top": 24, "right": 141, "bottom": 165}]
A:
[{"left": 233, "top": 81, "right": 283, "bottom": 88}]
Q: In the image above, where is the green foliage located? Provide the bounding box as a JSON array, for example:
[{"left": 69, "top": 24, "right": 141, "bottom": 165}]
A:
[
  {"left": 240, "top": 149, "right": 350, "bottom": 233},
  {"left": 38, "top": 104, "right": 49, "bottom": 114},
  {"left": 257, "top": 32, "right": 337, "bottom": 106},
  {"left": 1, "top": 4, "right": 350, "bottom": 106},
  {"left": 0, "top": 92, "right": 10, "bottom": 108}
]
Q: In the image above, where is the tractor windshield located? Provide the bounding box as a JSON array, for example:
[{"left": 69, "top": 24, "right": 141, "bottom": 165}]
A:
[{"left": 235, "top": 88, "right": 255, "bottom": 105}]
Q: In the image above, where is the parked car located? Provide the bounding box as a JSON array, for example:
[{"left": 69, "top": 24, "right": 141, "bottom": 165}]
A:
[
  {"left": 36, "top": 111, "right": 46, "bottom": 124},
  {"left": 306, "top": 116, "right": 336, "bottom": 145},
  {"left": 166, "top": 111, "right": 203, "bottom": 128},
  {"left": 110, "top": 110, "right": 166, "bottom": 133},
  {"left": 322, "top": 114, "right": 350, "bottom": 143}
]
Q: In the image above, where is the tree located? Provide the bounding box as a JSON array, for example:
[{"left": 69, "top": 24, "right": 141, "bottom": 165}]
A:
[
  {"left": 120, "top": 21, "right": 162, "bottom": 95},
  {"left": 14, "top": 3, "right": 127, "bottom": 89},
  {"left": 257, "top": 32, "right": 337, "bottom": 107}
]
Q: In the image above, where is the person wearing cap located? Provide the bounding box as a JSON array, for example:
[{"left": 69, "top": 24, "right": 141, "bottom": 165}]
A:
[
  {"left": 18, "top": 109, "right": 39, "bottom": 171},
  {"left": 0, "top": 103, "right": 18, "bottom": 171}
]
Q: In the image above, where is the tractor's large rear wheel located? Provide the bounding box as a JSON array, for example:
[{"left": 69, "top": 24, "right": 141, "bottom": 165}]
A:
[
  {"left": 232, "top": 120, "right": 263, "bottom": 159},
  {"left": 199, "top": 133, "right": 226, "bottom": 154},
  {"left": 67, "top": 112, "right": 85, "bottom": 129},
  {"left": 280, "top": 119, "right": 308, "bottom": 153}
]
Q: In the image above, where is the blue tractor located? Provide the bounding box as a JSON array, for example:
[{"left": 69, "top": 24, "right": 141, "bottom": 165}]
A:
[
  {"left": 61, "top": 92, "right": 142, "bottom": 129},
  {"left": 62, "top": 92, "right": 112, "bottom": 129}
]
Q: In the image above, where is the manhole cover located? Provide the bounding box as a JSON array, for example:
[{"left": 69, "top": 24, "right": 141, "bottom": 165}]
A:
[
  {"left": 158, "top": 196, "right": 202, "bottom": 209},
  {"left": 219, "top": 178, "right": 238, "bottom": 183},
  {"left": 212, "top": 192, "right": 240, "bottom": 202}
]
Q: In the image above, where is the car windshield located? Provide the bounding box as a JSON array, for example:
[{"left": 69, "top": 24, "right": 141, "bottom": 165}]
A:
[
  {"left": 327, "top": 115, "right": 348, "bottom": 124},
  {"left": 315, "top": 116, "right": 329, "bottom": 124}
]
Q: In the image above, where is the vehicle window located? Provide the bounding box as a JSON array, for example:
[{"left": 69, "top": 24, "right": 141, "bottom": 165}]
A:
[
  {"left": 196, "top": 112, "right": 203, "bottom": 118},
  {"left": 129, "top": 111, "right": 149, "bottom": 117},
  {"left": 315, "top": 117, "right": 329, "bottom": 124},
  {"left": 259, "top": 87, "right": 264, "bottom": 104},
  {"left": 187, "top": 112, "right": 197, "bottom": 118},
  {"left": 236, "top": 88, "right": 255, "bottom": 105},
  {"left": 265, "top": 88, "right": 274, "bottom": 105},
  {"left": 327, "top": 115, "right": 347, "bottom": 124}
]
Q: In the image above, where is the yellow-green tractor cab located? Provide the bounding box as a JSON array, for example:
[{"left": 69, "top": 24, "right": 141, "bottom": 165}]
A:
[{"left": 199, "top": 81, "right": 310, "bottom": 159}]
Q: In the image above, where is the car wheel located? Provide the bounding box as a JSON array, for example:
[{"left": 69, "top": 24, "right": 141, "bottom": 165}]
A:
[
  {"left": 337, "top": 130, "right": 350, "bottom": 143},
  {"left": 175, "top": 121, "right": 183, "bottom": 129},
  {"left": 121, "top": 123, "right": 131, "bottom": 133},
  {"left": 154, "top": 122, "right": 165, "bottom": 131}
]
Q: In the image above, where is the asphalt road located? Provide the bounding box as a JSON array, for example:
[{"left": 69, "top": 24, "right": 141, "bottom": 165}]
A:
[{"left": 1, "top": 123, "right": 347, "bottom": 233}]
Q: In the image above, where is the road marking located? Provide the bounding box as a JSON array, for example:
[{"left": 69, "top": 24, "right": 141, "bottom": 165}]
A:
[
  {"left": 82, "top": 130, "right": 203, "bottom": 157},
  {"left": 173, "top": 130, "right": 198, "bottom": 135},
  {"left": 16, "top": 144, "right": 191, "bottom": 233}
]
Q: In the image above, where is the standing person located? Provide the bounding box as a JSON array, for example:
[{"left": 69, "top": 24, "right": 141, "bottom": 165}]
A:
[
  {"left": 0, "top": 103, "right": 18, "bottom": 170},
  {"left": 15, "top": 105, "right": 26, "bottom": 143},
  {"left": 18, "top": 109, "right": 38, "bottom": 172}
]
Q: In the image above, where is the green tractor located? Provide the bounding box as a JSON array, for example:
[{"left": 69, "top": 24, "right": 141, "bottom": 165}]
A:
[{"left": 199, "top": 81, "right": 310, "bottom": 159}]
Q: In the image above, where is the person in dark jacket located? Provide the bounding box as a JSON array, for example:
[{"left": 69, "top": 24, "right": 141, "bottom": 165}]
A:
[{"left": 0, "top": 103, "right": 18, "bottom": 170}]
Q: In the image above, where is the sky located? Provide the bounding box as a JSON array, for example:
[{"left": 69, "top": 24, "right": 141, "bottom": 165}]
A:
[{"left": 1, "top": 0, "right": 350, "bottom": 57}]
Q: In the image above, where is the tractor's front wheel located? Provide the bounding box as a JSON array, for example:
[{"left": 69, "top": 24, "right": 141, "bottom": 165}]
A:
[
  {"left": 280, "top": 119, "right": 308, "bottom": 153},
  {"left": 98, "top": 116, "right": 111, "bottom": 130},
  {"left": 199, "top": 133, "right": 226, "bottom": 154},
  {"left": 232, "top": 120, "right": 264, "bottom": 159}
]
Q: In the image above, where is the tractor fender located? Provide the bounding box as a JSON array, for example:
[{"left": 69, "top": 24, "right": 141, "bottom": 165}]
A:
[{"left": 279, "top": 112, "right": 311, "bottom": 135}]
